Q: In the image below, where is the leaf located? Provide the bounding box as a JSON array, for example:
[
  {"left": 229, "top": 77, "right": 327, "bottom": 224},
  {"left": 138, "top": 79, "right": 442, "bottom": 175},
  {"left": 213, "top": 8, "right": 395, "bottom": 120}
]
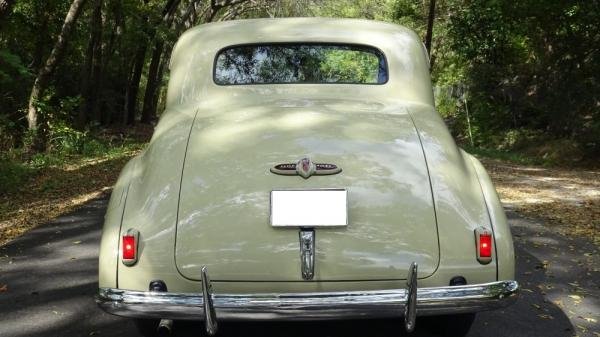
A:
[
  {"left": 72, "top": 240, "right": 82, "bottom": 244},
  {"left": 569, "top": 295, "right": 582, "bottom": 300},
  {"left": 538, "top": 314, "right": 554, "bottom": 320},
  {"left": 583, "top": 317, "right": 597, "bottom": 323}
]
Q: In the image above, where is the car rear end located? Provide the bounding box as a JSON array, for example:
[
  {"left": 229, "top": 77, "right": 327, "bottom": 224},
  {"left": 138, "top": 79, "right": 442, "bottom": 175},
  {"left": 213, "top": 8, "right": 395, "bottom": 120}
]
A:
[{"left": 97, "top": 18, "right": 518, "bottom": 336}]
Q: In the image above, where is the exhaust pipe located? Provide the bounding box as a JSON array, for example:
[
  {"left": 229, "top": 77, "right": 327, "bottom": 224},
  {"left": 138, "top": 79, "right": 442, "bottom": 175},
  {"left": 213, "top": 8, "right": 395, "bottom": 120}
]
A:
[
  {"left": 149, "top": 281, "right": 173, "bottom": 336},
  {"left": 157, "top": 319, "right": 173, "bottom": 336}
]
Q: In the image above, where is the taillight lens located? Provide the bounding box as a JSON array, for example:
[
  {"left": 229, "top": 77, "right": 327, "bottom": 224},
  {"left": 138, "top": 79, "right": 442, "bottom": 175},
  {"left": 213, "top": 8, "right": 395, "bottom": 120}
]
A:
[
  {"left": 479, "top": 233, "right": 492, "bottom": 257},
  {"left": 122, "top": 235, "right": 136, "bottom": 260},
  {"left": 122, "top": 229, "right": 139, "bottom": 266},
  {"left": 474, "top": 227, "right": 493, "bottom": 264}
]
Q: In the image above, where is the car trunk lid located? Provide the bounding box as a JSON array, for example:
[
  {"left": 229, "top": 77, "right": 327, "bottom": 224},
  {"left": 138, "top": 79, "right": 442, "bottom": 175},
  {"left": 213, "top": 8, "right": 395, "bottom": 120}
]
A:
[{"left": 175, "top": 99, "right": 439, "bottom": 281}]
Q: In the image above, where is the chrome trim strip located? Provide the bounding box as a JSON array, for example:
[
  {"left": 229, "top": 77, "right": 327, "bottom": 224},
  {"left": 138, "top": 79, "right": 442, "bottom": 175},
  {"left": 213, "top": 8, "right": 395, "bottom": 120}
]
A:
[
  {"left": 404, "top": 262, "right": 417, "bottom": 332},
  {"left": 96, "top": 280, "right": 519, "bottom": 321}
]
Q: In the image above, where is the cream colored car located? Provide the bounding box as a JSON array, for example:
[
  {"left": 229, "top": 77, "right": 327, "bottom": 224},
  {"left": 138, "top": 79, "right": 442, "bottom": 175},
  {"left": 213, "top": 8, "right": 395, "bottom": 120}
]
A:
[{"left": 96, "top": 18, "right": 518, "bottom": 336}]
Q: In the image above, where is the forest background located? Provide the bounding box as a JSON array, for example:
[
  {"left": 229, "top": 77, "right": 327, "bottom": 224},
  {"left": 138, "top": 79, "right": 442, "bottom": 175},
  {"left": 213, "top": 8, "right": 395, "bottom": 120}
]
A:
[{"left": 0, "top": 0, "right": 598, "bottom": 196}]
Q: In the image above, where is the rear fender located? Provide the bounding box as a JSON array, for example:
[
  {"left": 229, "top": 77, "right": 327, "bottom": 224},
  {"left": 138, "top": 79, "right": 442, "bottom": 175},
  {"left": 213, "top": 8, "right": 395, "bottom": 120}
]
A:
[
  {"left": 468, "top": 155, "right": 516, "bottom": 280},
  {"left": 98, "top": 157, "right": 139, "bottom": 288},
  {"left": 407, "top": 105, "right": 497, "bottom": 285}
]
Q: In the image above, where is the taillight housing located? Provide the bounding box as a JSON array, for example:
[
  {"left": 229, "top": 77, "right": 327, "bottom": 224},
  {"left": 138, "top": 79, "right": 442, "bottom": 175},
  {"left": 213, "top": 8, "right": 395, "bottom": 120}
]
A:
[
  {"left": 474, "top": 227, "right": 493, "bottom": 264},
  {"left": 122, "top": 229, "right": 139, "bottom": 266}
]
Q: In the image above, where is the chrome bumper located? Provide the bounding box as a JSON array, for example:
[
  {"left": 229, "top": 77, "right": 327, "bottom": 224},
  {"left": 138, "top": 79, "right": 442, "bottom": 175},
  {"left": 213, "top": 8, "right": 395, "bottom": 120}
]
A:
[
  {"left": 97, "top": 280, "right": 519, "bottom": 321},
  {"left": 97, "top": 264, "right": 518, "bottom": 335}
]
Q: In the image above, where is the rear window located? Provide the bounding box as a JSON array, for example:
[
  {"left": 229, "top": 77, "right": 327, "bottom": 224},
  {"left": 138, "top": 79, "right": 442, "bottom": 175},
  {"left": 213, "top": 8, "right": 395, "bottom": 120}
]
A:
[{"left": 214, "top": 44, "right": 387, "bottom": 85}]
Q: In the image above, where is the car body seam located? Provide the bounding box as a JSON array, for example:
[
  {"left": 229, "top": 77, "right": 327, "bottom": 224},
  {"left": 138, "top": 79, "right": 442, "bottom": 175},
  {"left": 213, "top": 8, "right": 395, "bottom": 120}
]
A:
[
  {"left": 405, "top": 107, "right": 442, "bottom": 279},
  {"left": 173, "top": 109, "right": 201, "bottom": 281}
]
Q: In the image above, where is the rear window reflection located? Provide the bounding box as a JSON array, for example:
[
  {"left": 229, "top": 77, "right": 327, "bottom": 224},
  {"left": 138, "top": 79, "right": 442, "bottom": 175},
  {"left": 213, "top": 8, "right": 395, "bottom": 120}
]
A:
[{"left": 214, "top": 44, "right": 388, "bottom": 85}]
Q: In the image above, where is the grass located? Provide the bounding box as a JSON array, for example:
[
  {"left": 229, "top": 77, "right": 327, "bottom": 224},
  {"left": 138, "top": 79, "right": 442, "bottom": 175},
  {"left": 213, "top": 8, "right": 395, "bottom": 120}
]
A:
[
  {"left": 462, "top": 144, "right": 553, "bottom": 166},
  {"left": 0, "top": 142, "right": 144, "bottom": 195},
  {"left": 0, "top": 159, "right": 35, "bottom": 195}
]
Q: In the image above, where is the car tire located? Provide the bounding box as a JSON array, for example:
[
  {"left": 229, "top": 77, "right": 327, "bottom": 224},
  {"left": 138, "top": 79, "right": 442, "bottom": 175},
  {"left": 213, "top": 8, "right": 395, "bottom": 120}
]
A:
[
  {"left": 134, "top": 319, "right": 160, "bottom": 337},
  {"left": 424, "top": 313, "right": 476, "bottom": 337}
]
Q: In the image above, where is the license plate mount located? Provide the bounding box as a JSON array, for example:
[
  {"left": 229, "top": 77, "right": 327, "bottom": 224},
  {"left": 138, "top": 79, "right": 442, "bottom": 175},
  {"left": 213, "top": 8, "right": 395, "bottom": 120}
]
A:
[{"left": 270, "top": 189, "right": 348, "bottom": 227}]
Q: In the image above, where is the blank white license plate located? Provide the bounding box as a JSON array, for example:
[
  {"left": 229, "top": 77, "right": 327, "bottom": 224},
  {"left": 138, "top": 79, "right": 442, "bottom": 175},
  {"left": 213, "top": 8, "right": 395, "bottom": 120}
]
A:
[{"left": 270, "top": 189, "right": 348, "bottom": 227}]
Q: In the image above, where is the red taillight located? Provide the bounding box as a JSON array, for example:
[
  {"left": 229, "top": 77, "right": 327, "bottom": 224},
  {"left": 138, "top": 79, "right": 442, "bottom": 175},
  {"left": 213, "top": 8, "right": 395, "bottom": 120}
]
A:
[
  {"left": 122, "top": 235, "right": 136, "bottom": 260},
  {"left": 474, "top": 227, "right": 493, "bottom": 264},
  {"left": 479, "top": 233, "right": 492, "bottom": 257},
  {"left": 122, "top": 229, "right": 139, "bottom": 266}
]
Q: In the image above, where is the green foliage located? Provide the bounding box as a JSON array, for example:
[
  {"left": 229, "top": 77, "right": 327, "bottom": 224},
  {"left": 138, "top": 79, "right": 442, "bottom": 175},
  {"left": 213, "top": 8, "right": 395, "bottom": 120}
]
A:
[
  {"left": 445, "top": 0, "right": 600, "bottom": 159},
  {"left": 48, "top": 121, "right": 88, "bottom": 154},
  {"left": 462, "top": 145, "right": 547, "bottom": 167},
  {"left": 319, "top": 49, "right": 381, "bottom": 83},
  {"left": 0, "top": 0, "right": 597, "bottom": 164},
  {"left": 0, "top": 156, "right": 34, "bottom": 194},
  {"left": 0, "top": 49, "right": 31, "bottom": 82},
  {"left": 390, "top": 0, "right": 426, "bottom": 32},
  {"left": 0, "top": 115, "right": 17, "bottom": 152}
]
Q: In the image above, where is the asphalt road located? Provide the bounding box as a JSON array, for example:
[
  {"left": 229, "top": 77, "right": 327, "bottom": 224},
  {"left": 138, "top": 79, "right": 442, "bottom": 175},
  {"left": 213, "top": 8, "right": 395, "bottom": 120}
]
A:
[{"left": 0, "top": 195, "right": 598, "bottom": 337}]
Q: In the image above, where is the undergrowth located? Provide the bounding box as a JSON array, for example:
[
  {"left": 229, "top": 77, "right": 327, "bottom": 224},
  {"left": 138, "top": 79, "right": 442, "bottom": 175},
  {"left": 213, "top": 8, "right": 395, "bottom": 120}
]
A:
[{"left": 0, "top": 127, "right": 147, "bottom": 196}]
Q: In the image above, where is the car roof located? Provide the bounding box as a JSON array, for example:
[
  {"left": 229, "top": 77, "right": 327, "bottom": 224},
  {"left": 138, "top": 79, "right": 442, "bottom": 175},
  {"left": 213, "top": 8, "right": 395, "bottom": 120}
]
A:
[
  {"left": 166, "top": 18, "right": 433, "bottom": 109},
  {"left": 179, "top": 17, "right": 417, "bottom": 49}
]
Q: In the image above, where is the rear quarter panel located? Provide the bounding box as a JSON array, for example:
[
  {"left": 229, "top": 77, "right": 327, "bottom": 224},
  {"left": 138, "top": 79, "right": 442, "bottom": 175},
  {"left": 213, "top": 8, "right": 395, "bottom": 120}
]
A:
[
  {"left": 98, "top": 107, "right": 199, "bottom": 291},
  {"left": 407, "top": 103, "right": 500, "bottom": 285},
  {"left": 468, "top": 155, "right": 516, "bottom": 280}
]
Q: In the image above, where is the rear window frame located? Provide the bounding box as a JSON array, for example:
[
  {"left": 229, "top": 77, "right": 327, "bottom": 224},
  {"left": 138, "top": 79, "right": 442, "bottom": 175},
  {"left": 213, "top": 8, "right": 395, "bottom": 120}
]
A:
[{"left": 212, "top": 42, "right": 390, "bottom": 86}]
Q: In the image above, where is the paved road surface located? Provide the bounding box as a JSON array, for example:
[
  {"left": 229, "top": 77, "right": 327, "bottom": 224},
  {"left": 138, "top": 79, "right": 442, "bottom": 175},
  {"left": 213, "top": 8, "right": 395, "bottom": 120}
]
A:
[{"left": 0, "top": 196, "right": 598, "bottom": 337}]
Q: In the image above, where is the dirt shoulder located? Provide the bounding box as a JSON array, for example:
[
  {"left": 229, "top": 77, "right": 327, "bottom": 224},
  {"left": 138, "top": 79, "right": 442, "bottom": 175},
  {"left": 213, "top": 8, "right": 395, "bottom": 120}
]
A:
[
  {"left": 0, "top": 151, "right": 140, "bottom": 246},
  {"left": 480, "top": 158, "right": 600, "bottom": 246}
]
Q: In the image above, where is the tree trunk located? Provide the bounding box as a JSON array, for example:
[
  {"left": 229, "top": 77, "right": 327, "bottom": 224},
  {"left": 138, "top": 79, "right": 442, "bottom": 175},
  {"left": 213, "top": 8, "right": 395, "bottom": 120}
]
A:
[
  {"left": 89, "top": 0, "right": 104, "bottom": 123},
  {"left": 30, "top": 2, "right": 50, "bottom": 70},
  {"left": 140, "top": 41, "right": 164, "bottom": 124},
  {"left": 108, "top": 0, "right": 126, "bottom": 125},
  {"left": 124, "top": 0, "right": 151, "bottom": 125},
  {"left": 424, "top": 0, "right": 436, "bottom": 59},
  {"left": 26, "top": 0, "right": 87, "bottom": 150},
  {"left": 147, "top": 45, "right": 169, "bottom": 123},
  {"left": 138, "top": 0, "right": 246, "bottom": 125},
  {"left": 79, "top": 0, "right": 103, "bottom": 128},
  {"left": 139, "top": 0, "right": 182, "bottom": 123},
  {"left": 100, "top": 1, "right": 121, "bottom": 126},
  {"left": 125, "top": 43, "right": 147, "bottom": 125}
]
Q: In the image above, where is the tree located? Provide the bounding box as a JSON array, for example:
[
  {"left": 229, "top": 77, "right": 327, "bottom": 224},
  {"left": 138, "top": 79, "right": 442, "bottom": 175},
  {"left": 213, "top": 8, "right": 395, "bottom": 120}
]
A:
[
  {"left": 140, "top": 0, "right": 182, "bottom": 124},
  {"left": 0, "top": 0, "right": 15, "bottom": 23},
  {"left": 424, "top": 0, "right": 435, "bottom": 57},
  {"left": 140, "top": 0, "right": 256, "bottom": 124},
  {"left": 25, "top": 0, "right": 87, "bottom": 150},
  {"left": 0, "top": 0, "right": 595, "bottom": 160},
  {"left": 78, "top": 0, "right": 104, "bottom": 127}
]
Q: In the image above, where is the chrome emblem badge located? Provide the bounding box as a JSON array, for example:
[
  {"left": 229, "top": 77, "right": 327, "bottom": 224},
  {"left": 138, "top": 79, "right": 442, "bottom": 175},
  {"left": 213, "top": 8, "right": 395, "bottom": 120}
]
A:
[
  {"left": 270, "top": 157, "right": 342, "bottom": 179},
  {"left": 297, "top": 157, "right": 315, "bottom": 178}
]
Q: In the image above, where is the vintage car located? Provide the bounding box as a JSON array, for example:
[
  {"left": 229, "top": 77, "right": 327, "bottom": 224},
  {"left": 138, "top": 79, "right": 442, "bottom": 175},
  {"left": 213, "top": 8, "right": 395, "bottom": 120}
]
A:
[{"left": 96, "top": 18, "right": 518, "bottom": 336}]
